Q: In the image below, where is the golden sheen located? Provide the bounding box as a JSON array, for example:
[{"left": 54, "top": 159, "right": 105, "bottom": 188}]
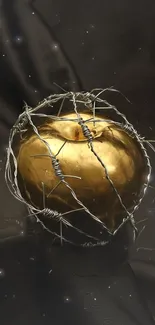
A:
[{"left": 16, "top": 113, "right": 147, "bottom": 229}]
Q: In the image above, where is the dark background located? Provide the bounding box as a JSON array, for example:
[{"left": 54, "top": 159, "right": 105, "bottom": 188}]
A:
[{"left": 0, "top": 0, "right": 155, "bottom": 324}]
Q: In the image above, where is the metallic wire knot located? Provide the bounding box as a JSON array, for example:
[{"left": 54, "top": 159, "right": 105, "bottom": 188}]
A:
[
  {"left": 13, "top": 114, "right": 29, "bottom": 133},
  {"left": 78, "top": 117, "right": 93, "bottom": 143},
  {"left": 51, "top": 157, "right": 65, "bottom": 180},
  {"left": 4, "top": 88, "right": 154, "bottom": 247},
  {"left": 42, "top": 208, "right": 61, "bottom": 220}
]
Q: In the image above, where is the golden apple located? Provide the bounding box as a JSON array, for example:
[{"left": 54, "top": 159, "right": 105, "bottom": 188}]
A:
[{"left": 16, "top": 112, "right": 147, "bottom": 230}]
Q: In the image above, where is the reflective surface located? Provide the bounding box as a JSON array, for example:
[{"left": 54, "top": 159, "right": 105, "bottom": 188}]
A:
[{"left": 17, "top": 112, "right": 147, "bottom": 230}]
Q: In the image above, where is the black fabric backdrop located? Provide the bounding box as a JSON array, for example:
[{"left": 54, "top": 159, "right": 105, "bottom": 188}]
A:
[{"left": 0, "top": 0, "right": 155, "bottom": 324}]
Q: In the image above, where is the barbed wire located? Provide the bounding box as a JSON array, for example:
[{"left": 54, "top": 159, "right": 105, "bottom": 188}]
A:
[{"left": 5, "top": 89, "right": 154, "bottom": 247}]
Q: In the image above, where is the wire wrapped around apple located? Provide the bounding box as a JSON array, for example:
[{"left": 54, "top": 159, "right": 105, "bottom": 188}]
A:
[{"left": 15, "top": 111, "right": 147, "bottom": 238}]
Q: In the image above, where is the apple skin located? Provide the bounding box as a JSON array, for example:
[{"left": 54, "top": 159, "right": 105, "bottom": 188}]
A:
[{"left": 16, "top": 113, "right": 147, "bottom": 230}]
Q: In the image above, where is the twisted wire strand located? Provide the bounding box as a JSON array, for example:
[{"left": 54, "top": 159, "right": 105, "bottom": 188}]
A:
[
  {"left": 92, "top": 94, "right": 151, "bottom": 236},
  {"left": 91, "top": 92, "right": 151, "bottom": 217},
  {"left": 28, "top": 207, "right": 75, "bottom": 245},
  {"left": 71, "top": 93, "right": 138, "bottom": 236},
  {"left": 28, "top": 107, "right": 111, "bottom": 234},
  {"left": 90, "top": 90, "right": 152, "bottom": 238},
  {"left": 5, "top": 89, "right": 153, "bottom": 246},
  {"left": 28, "top": 207, "right": 100, "bottom": 242},
  {"left": 25, "top": 107, "right": 112, "bottom": 238}
]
